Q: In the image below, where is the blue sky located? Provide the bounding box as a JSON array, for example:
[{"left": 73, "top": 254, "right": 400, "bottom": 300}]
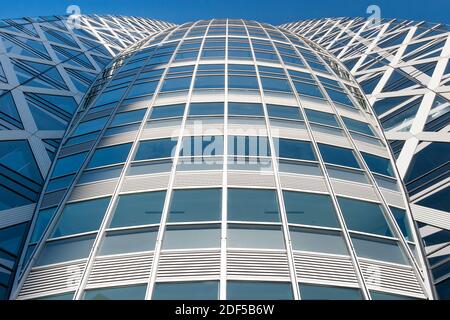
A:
[{"left": 0, "top": 0, "right": 448, "bottom": 25}]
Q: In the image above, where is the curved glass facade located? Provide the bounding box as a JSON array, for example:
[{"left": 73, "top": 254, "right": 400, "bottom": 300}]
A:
[{"left": 13, "top": 19, "right": 432, "bottom": 300}]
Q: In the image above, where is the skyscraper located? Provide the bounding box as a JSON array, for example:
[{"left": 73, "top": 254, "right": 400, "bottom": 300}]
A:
[{"left": 5, "top": 18, "right": 435, "bottom": 300}]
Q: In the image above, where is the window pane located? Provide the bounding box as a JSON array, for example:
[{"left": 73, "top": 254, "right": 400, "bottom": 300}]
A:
[
  {"left": 343, "top": 117, "right": 374, "bottom": 136},
  {"left": 30, "top": 207, "right": 56, "bottom": 243},
  {"left": 150, "top": 104, "right": 185, "bottom": 119},
  {"left": 195, "top": 75, "right": 224, "bottom": 89},
  {"left": 228, "top": 136, "right": 271, "bottom": 157},
  {"left": 284, "top": 191, "right": 338, "bottom": 227},
  {"left": 153, "top": 281, "right": 218, "bottom": 300},
  {"left": 370, "top": 290, "right": 419, "bottom": 300},
  {"left": 267, "top": 104, "right": 302, "bottom": 120},
  {"left": 351, "top": 235, "right": 407, "bottom": 265},
  {"left": 189, "top": 102, "right": 223, "bottom": 116},
  {"left": 99, "top": 229, "right": 158, "bottom": 255},
  {"left": 338, "top": 197, "right": 392, "bottom": 237},
  {"left": 52, "top": 152, "right": 88, "bottom": 177},
  {"left": 228, "top": 102, "right": 264, "bottom": 116},
  {"left": 300, "top": 284, "right": 362, "bottom": 300},
  {"left": 290, "top": 227, "right": 348, "bottom": 255},
  {"left": 294, "top": 82, "right": 324, "bottom": 98},
  {"left": 305, "top": 109, "right": 339, "bottom": 127},
  {"left": 318, "top": 144, "right": 360, "bottom": 169},
  {"left": 36, "top": 236, "right": 95, "bottom": 266},
  {"left": 51, "top": 197, "right": 111, "bottom": 237},
  {"left": 161, "top": 77, "right": 192, "bottom": 92},
  {"left": 275, "top": 138, "right": 316, "bottom": 161},
  {"left": 84, "top": 284, "right": 147, "bottom": 300},
  {"left": 228, "top": 188, "right": 280, "bottom": 222},
  {"left": 163, "top": 225, "right": 220, "bottom": 249},
  {"left": 228, "top": 225, "right": 285, "bottom": 249},
  {"left": 261, "top": 77, "right": 292, "bottom": 92},
  {"left": 168, "top": 189, "right": 222, "bottom": 222},
  {"left": 389, "top": 207, "right": 413, "bottom": 241},
  {"left": 110, "top": 191, "right": 166, "bottom": 228},
  {"left": 134, "top": 139, "right": 177, "bottom": 161},
  {"left": 227, "top": 281, "right": 293, "bottom": 300},
  {"left": 180, "top": 136, "right": 224, "bottom": 157},
  {"left": 87, "top": 143, "right": 132, "bottom": 169},
  {"left": 362, "top": 153, "right": 394, "bottom": 177},
  {"left": 36, "top": 292, "right": 74, "bottom": 300},
  {"left": 228, "top": 75, "right": 259, "bottom": 89},
  {"left": 111, "top": 109, "right": 146, "bottom": 126}
]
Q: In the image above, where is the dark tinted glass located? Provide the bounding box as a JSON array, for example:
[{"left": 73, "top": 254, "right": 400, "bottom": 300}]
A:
[
  {"left": 228, "top": 188, "right": 280, "bottom": 222},
  {"left": 168, "top": 189, "right": 222, "bottom": 222},
  {"left": 110, "top": 191, "right": 166, "bottom": 228},
  {"left": 318, "top": 144, "right": 360, "bottom": 169},
  {"left": 284, "top": 191, "right": 339, "bottom": 227}
]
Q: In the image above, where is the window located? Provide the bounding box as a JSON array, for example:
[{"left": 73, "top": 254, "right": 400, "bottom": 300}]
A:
[
  {"left": 338, "top": 197, "right": 392, "bottom": 237},
  {"left": 294, "top": 82, "right": 324, "bottom": 98},
  {"left": 228, "top": 75, "right": 259, "bottom": 89},
  {"left": 194, "top": 75, "right": 224, "bottom": 89},
  {"left": 78, "top": 166, "right": 122, "bottom": 184},
  {"left": 261, "top": 77, "right": 292, "bottom": 93},
  {"left": 389, "top": 207, "right": 413, "bottom": 240},
  {"left": 227, "top": 224, "right": 285, "bottom": 249},
  {"left": 149, "top": 104, "right": 185, "bottom": 119},
  {"left": 167, "top": 189, "right": 222, "bottom": 222},
  {"left": 84, "top": 284, "right": 147, "bottom": 300},
  {"left": 52, "top": 152, "right": 88, "bottom": 178},
  {"left": 299, "top": 284, "right": 362, "bottom": 300},
  {"left": 161, "top": 77, "right": 192, "bottom": 92},
  {"left": 36, "top": 292, "right": 74, "bottom": 300},
  {"left": 126, "top": 81, "right": 158, "bottom": 98},
  {"left": 343, "top": 117, "right": 374, "bottom": 136},
  {"left": 189, "top": 102, "right": 223, "bottom": 116},
  {"left": 351, "top": 235, "right": 407, "bottom": 265},
  {"left": 318, "top": 144, "right": 360, "bottom": 169},
  {"left": 227, "top": 281, "right": 293, "bottom": 300},
  {"left": 228, "top": 102, "right": 264, "bottom": 116},
  {"left": 99, "top": 228, "right": 158, "bottom": 255},
  {"left": 305, "top": 109, "right": 339, "bottom": 127},
  {"left": 228, "top": 136, "right": 270, "bottom": 157},
  {"left": 284, "top": 191, "right": 339, "bottom": 227},
  {"left": 36, "top": 235, "right": 95, "bottom": 266},
  {"left": 134, "top": 139, "right": 177, "bottom": 161},
  {"left": 362, "top": 153, "right": 394, "bottom": 177},
  {"left": 162, "top": 225, "right": 220, "bottom": 249},
  {"left": 0, "top": 223, "right": 27, "bottom": 255},
  {"left": 275, "top": 138, "right": 316, "bottom": 161},
  {"left": 180, "top": 136, "right": 224, "bottom": 157},
  {"left": 290, "top": 227, "right": 348, "bottom": 255},
  {"left": 51, "top": 197, "right": 111, "bottom": 237},
  {"left": 228, "top": 188, "right": 280, "bottom": 222},
  {"left": 267, "top": 104, "right": 302, "bottom": 120},
  {"left": 110, "top": 191, "right": 166, "bottom": 228},
  {"left": 72, "top": 117, "right": 108, "bottom": 136},
  {"left": 30, "top": 207, "right": 57, "bottom": 243},
  {"left": 153, "top": 281, "right": 218, "bottom": 300},
  {"left": 370, "top": 290, "right": 419, "bottom": 300},
  {"left": 87, "top": 143, "right": 132, "bottom": 169}
]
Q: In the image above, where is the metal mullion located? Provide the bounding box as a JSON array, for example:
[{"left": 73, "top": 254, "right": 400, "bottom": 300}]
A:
[
  {"left": 72, "top": 28, "right": 183, "bottom": 300},
  {"left": 301, "top": 34, "right": 434, "bottom": 299},
  {"left": 247, "top": 22, "right": 300, "bottom": 300},
  {"left": 11, "top": 33, "right": 161, "bottom": 298},
  {"left": 219, "top": 19, "right": 229, "bottom": 301},
  {"left": 144, "top": 20, "right": 214, "bottom": 300},
  {"left": 277, "top": 30, "right": 372, "bottom": 300}
]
